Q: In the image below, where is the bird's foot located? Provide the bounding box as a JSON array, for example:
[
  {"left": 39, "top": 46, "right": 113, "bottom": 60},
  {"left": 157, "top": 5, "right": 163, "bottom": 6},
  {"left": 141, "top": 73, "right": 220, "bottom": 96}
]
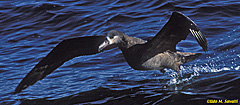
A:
[{"left": 159, "top": 69, "right": 166, "bottom": 74}]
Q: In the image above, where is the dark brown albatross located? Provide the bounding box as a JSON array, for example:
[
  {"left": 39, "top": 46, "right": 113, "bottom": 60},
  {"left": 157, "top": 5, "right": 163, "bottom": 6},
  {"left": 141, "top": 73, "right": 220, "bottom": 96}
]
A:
[{"left": 15, "top": 12, "right": 208, "bottom": 93}]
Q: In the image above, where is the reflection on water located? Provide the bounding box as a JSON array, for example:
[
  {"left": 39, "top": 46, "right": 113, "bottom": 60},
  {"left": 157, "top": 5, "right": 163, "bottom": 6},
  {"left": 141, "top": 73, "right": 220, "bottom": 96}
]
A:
[{"left": 0, "top": 0, "right": 239, "bottom": 104}]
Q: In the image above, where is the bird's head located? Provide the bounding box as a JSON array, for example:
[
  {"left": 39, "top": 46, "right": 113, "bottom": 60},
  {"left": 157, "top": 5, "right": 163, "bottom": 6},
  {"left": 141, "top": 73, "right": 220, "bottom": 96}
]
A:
[{"left": 98, "top": 30, "right": 126, "bottom": 52}]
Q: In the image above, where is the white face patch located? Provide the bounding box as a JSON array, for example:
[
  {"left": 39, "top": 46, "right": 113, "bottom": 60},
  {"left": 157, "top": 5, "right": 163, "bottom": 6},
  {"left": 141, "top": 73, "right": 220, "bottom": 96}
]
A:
[{"left": 107, "top": 36, "right": 121, "bottom": 44}]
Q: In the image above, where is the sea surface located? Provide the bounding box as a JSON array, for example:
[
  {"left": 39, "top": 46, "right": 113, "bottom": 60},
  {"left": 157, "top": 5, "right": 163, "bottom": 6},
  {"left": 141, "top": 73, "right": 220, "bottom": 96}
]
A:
[{"left": 0, "top": 0, "right": 239, "bottom": 105}]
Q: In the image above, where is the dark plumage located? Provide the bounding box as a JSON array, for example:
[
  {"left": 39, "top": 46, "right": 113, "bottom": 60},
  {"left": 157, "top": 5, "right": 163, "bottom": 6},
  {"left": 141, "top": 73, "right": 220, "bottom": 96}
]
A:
[{"left": 15, "top": 12, "right": 208, "bottom": 93}]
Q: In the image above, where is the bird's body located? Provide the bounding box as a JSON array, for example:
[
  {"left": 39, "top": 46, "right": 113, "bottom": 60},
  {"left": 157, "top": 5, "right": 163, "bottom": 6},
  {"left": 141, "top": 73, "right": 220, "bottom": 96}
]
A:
[
  {"left": 15, "top": 12, "right": 208, "bottom": 93},
  {"left": 99, "top": 30, "right": 202, "bottom": 73}
]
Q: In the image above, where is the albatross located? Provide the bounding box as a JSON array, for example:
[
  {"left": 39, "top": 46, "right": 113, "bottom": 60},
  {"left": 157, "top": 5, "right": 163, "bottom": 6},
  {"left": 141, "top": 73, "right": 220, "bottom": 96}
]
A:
[{"left": 15, "top": 12, "right": 208, "bottom": 93}]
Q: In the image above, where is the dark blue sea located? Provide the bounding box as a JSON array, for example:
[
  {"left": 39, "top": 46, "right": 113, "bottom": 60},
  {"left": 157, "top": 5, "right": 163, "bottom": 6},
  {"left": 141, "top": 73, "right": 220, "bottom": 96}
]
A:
[{"left": 0, "top": 0, "right": 239, "bottom": 105}]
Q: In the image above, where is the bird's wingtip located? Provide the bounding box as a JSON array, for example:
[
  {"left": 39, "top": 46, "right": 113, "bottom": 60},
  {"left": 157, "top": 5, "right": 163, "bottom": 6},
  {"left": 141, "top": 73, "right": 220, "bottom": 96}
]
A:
[
  {"left": 14, "top": 85, "right": 23, "bottom": 93},
  {"left": 189, "top": 29, "right": 208, "bottom": 52}
]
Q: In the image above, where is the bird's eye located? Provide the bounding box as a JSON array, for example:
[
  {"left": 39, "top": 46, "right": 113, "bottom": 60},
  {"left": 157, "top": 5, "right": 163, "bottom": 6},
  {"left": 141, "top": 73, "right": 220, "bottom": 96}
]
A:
[{"left": 109, "top": 36, "right": 114, "bottom": 39}]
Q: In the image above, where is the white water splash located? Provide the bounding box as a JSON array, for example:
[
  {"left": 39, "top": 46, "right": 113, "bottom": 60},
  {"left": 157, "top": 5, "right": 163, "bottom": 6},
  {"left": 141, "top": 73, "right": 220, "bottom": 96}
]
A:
[{"left": 167, "top": 64, "right": 239, "bottom": 88}]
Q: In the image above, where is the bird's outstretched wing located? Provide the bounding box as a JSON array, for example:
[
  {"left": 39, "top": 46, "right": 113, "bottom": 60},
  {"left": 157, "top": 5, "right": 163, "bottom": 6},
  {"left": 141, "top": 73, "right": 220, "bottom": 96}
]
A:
[
  {"left": 15, "top": 36, "right": 110, "bottom": 93},
  {"left": 142, "top": 12, "right": 208, "bottom": 60}
]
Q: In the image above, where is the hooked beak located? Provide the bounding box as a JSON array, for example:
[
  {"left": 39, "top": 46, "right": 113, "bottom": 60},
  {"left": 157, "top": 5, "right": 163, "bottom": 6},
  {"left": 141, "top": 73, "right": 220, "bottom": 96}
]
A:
[
  {"left": 98, "top": 39, "right": 110, "bottom": 52},
  {"left": 98, "top": 37, "right": 118, "bottom": 52}
]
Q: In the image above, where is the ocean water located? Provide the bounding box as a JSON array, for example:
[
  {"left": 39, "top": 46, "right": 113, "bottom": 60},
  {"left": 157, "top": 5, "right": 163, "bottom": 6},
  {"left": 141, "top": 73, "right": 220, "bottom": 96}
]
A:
[{"left": 0, "top": 0, "right": 239, "bottom": 105}]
